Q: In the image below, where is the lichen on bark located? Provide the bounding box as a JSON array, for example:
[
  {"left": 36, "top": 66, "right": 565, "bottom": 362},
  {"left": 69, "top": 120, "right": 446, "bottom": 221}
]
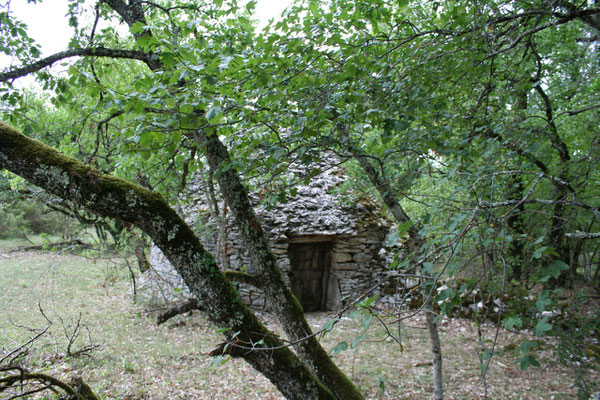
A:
[
  {"left": 0, "top": 121, "right": 335, "bottom": 400},
  {"left": 199, "top": 130, "right": 365, "bottom": 400}
]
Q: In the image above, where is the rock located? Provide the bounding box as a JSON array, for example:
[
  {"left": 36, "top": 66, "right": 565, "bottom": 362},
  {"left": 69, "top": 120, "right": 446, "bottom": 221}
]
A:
[{"left": 353, "top": 253, "right": 372, "bottom": 263}]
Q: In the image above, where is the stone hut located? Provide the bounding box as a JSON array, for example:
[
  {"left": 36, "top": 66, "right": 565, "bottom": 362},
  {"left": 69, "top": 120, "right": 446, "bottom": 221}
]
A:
[{"left": 144, "top": 163, "right": 392, "bottom": 311}]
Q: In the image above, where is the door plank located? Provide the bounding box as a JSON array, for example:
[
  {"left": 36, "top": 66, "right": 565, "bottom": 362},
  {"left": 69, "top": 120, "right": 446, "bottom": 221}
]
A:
[{"left": 288, "top": 242, "right": 332, "bottom": 311}]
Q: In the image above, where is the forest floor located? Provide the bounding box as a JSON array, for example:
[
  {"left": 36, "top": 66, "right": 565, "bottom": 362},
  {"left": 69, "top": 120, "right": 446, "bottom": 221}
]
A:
[{"left": 0, "top": 246, "right": 597, "bottom": 399}]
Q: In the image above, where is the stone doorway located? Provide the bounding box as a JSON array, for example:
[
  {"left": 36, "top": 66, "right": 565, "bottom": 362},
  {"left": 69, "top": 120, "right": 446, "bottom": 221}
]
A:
[{"left": 288, "top": 241, "right": 332, "bottom": 312}]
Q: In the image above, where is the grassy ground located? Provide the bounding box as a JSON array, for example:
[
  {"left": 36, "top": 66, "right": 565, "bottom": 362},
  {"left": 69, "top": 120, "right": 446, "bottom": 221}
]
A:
[{"left": 0, "top": 244, "right": 596, "bottom": 399}]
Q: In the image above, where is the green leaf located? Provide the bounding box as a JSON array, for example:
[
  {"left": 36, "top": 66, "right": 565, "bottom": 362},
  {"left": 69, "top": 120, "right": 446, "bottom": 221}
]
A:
[
  {"left": 534, "top": 317, "right": 552, "bottom": 337},
  {"left": 206, "top": 106, "right": 222, "bottom": 124},
  {"left": 130, "top": 21, "right": 146, "bottom": 35},
  {"left": 547, "top": 260, "right": 569, "bottom": 279},
  {"left": 357, "top": 295, "right": 378, "bottom": 309},
  {"left": 536, "top": 292, "right": 551, "bottom": 313},
  {"left": 503, "top": 315, "right": 522, "bottom": 330},
  {"left": 518, "top": 355, "right": 540, "bottom": 370},
  {"left": 397, "top": 220, "right": 413, "bottom": 236},
  {"left": 330, "top": 341, "right": 348, "bottom": 357},
  {"left": 160, "top": 52, "right": 176, "bottom": 66},
  {"left": 538, "top": 274, "right": 551, "bottom": 283},
  {"left": 388, "top": 254, "right": 399, "bottom": 269},
  {"left": 382, "top": 118, "right": 409, "bottom": 140},
  {"left": 423, "top": 262, "right": 434, "bottom": 274},
  {"left": 245, "top": 0, "right": 257, "bottom": 11},
  {"left": 216, "top": 327, "right": 231, "bottom": 335},
  {"left": 30, "top": 46, "right": 40, "bottom": 58},
  {"left": 351, "top": 334, "right": 363, "bottom": 348},
  {"left": 273, "top": 147, "right": 287, "bottom": 160},
  {"left": 360, "top": 313, "right": 373, "bottom": 331},
  {"left": 534, "top": 235, "right": 545, "bottom": 245},
  {"left": 209, "top": 355, "right": 230, "bottom": 367},
  {"left": 180, "top": 104, "right": 195, "bottom": 114},
  {"left": 516, "top": 340, "right": 538, "bottom": 355},
  {"left": 385, "top": 231, "right": 400, "bottom": 247},
  {"left": 532, "top": 246, "right": 547, "bottom": 259}
]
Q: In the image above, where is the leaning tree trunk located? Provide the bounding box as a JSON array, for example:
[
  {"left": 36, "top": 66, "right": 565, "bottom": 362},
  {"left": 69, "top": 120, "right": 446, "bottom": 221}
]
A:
[
  {"left": 424, "top": 294, "right": 444, "bottom": 400},
  {"left": 506, "top": 174, "right": 527, "bottom": 282},
  {"left": 534, "top": 84, "right": 573, "bottom": 287},
  {"left": 339, "top": 131, "right": 444, "bottom": 399},
  {"left": 0, "top": 122, "right": 337, "bottom": 400},
  {"left": 0, "top": 1, "right": 362, "bottom": 397},
  {"left": 197, "top": 130, "right": 365, "bottom": 400}
]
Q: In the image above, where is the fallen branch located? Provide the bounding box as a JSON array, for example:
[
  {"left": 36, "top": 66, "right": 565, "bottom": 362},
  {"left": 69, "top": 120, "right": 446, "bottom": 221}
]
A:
[
  {"left": 0, "top": 326, "right": 50, "bottom": 365},
  {"left": 0, "top": 365, "right": 99, "bottom": 400},
  {"left": 58, "top": 313, "right": 99, "bottom": 358},
  {"left": 8, "top": 240, "right": 90, "bottom": 253}
]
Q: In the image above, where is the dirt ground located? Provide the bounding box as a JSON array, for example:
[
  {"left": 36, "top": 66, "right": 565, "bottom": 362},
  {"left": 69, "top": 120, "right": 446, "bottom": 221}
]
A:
[{"left": 1, "top": 251, "right": 597, "bottom": 399}]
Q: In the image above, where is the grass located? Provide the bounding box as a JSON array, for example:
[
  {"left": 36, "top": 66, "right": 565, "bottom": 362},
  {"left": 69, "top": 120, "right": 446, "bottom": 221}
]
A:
[{"left": 0, "top": 244, "right": 596, "bottom": 399}]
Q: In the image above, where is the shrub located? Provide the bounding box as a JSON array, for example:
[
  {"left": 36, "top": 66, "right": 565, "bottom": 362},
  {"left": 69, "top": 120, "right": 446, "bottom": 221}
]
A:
[{"left": 0, "top": 199, "right": 75, "bottom": 239}]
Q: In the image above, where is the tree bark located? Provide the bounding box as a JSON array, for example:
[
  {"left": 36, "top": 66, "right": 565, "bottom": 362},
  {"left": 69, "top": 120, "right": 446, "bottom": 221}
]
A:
[
  {"left": 424, "top": 295, "right": 444, "bottom": 400},
  {"left": 506, "top": 175, "right": 527, "bottom": 282},
  {"left": 338, "top": 131, "right": 444, "bottom": 399},
  {"left": 0, "top": 122, "right": 336, "bottom": 400},
  {"left": 0, "top": 48, "right": 153, "bottom": 82},
  {"left": 197, "top": 130, "right": 365, "bottom": 400},
  {"left": 534, "top": 84, "right": 573, "bottom": 286}
]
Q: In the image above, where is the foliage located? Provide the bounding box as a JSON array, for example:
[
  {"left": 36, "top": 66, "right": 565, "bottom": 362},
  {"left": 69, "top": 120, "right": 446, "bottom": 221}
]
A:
[
  {"left": 0, "top": 197, "right": 73, "bottom": 239},
  {"left": 1, "top": 0, "right": 599, "bottom": 398},
  {"left": 553, "top": 294, "right": 600, "bottom": 399}
]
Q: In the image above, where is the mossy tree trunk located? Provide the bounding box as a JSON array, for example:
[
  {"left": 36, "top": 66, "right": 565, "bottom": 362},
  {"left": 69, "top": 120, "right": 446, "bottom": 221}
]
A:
[
  {"left": 198, "top": 130, "right": 365, "bottom": 400},
  {"left": 0, "top": 1, "right": 363, "bottom": 397},
  {"left": 0, "top": 122, "right": 336, "bottom": 400}
]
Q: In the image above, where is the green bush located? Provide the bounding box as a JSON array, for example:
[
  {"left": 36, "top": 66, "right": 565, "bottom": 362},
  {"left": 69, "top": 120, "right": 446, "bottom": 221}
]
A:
[
  {"left": 0, "top": 204, "right": 24, "bottom": 238},
  {"left": 0, "top": 199, "right": 74, "bottom": 239}
]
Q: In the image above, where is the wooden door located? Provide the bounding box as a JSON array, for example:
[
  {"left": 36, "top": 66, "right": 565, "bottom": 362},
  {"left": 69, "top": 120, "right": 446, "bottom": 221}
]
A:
[{"left": 288, "top": 242, "right": 331, "bottom": 312}]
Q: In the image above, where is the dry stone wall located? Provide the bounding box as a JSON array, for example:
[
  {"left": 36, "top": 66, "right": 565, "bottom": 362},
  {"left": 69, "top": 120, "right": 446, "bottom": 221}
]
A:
[{"left": 142, "top": 163, "right": 395, "bottom": 310}]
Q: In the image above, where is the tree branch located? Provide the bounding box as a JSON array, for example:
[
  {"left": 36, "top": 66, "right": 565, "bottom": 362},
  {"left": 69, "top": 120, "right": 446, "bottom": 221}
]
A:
[
  {"left": 156, "top": 298, "right": 200, "bottom": 325},
  {"left": 224, "top": 270, "right": 263, "bottom": 289},
  {"left": 0, "top": 48, "right": 153, "bottom": 82},
  {"left": 0, "top": 121, "right": 335, "bottom": 400},
  {"left": 481, "top": 198, "right": 600, "bottom": 221},
  {"left": 0, "top": 365, "right": 94, "bottom": 399},
  {"left": 565, "top": 231, "right": 600, "bottom": 240}
]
